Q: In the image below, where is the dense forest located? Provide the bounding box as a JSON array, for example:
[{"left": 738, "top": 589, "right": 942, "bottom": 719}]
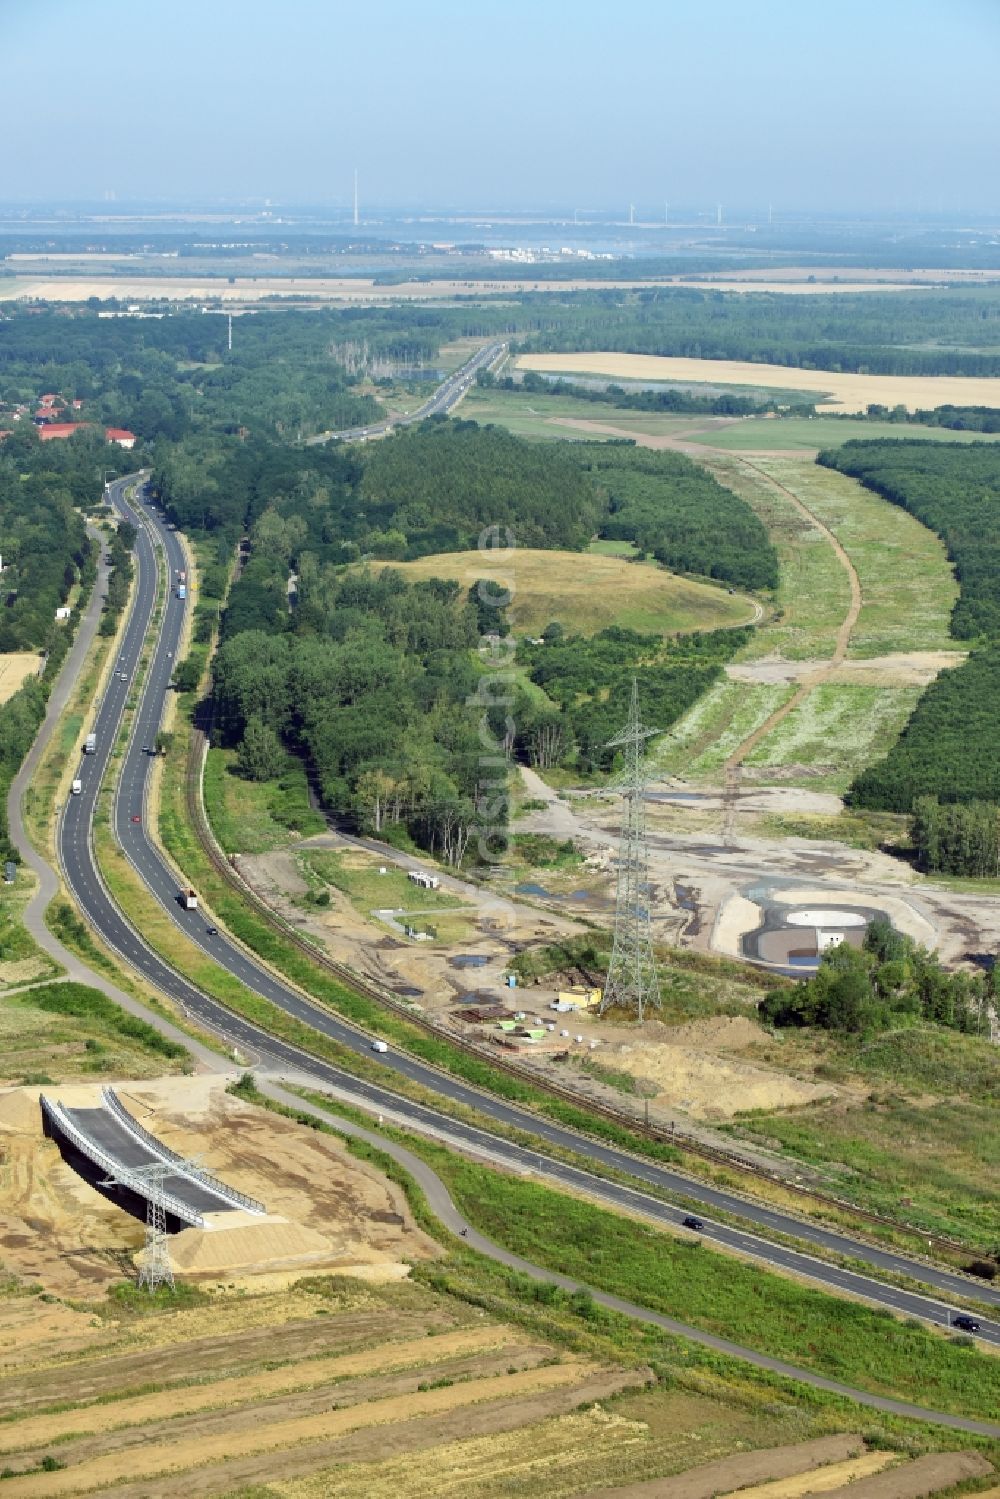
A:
[
  {"left": 192, "top": 418, "right": 771, "bottom": 845},
  {"left": 358, "top": 422, "right": 600, "bottom": 554},
  {"left": 820, "top": 441, "right": 1000, "bottom": 829},
  {"left": 848, "top": 645, "right": 1000, "bottom": 813},
  {"left": 761, "top": 919, "right": 994, "bottom": 1038},
  {"left": 515, "top": 287, "right": 1000, "bottom": 377},
  {"left": 0, "top": 428, "right": 112, "bottom": 651},
  {"left": 212, "top": 572, "right": 487, "bottom": 864},
  {"left": 515, "top": 625, "right": 751, "bottom": 774},
  {"left": 0, "top": 306, "right": 482, "bottom": 441},
  {"left": 160, "top": 421, "right": 775, "bottom": 599},
  {"left": 581, "top": 445, "right": 779, "bottom": 591},
  {"left": 822, "top": 441, "right": 1000, "bottom": 639},
  {"left": 11, "top": 289, "right": 1000, "bottom": 447},
  {"left": 910, "top": 796, "right": 1000, "bottom": 879},
  {"left": 160, "top": 419, "right": 602, "bottom": 571}
]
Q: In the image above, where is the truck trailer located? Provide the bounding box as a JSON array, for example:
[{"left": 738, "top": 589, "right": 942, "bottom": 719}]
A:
[
  {"left": 177, "top": 583, "right": 187, "bottom": 600},
  {"left": 181, "top": 888, "right": 198, "bottom": 910},
  {"left": 84, "top": 732, "right": 96, "bottom": 754}
]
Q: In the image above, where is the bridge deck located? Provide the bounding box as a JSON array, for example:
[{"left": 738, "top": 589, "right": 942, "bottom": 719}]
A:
[
  {"left": 41, "top": 1090, "right": 266, "bottom": 1228},
  {"left": 62, "top": 1105, "right": 238, "bottom": 1219}
]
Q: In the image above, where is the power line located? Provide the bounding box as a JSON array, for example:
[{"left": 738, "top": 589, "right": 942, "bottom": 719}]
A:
[
  {"left": 101, "top": 1157, "right": 203, "bottom": 1293},
  {"left": 601, "top": 680, "right": 661, "bottom": 1022}
]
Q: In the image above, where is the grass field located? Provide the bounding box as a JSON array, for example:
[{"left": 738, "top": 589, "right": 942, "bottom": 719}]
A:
[
  {"left": 656, "top": 678, "right": 796, "bottom": 779},
  {"left": 742, "top": 681, "right": 925, "bottom": 793},
  {"left": 460, "top": 384, "right": 710, "bottom": 441},
  {"left": 745, "top": 456, "right": 959, "bottom": 658},
  {"left": 696, "top": 454, "right": 850, "bottom": 660},
  {"left": 313, "top": 1099, "right": 1000, "bottom": 1431},
  {"left": 652, "top": 451, "right": 960, "bottom": 781},
  {"left": 687, "top": 415, "right": 1000, "bottom": 451},
  {"left": 0, "top": 1274, "right": 641, "bottom": 1496},
  {"left": 729, "top": 1094, "right": 1000, "bottom": 1249},
  {"left": 0, "top": 1255, "right": 913, "bottom": 1499},
  {"left": 377, "top": 548, "right": 757, "bottom": 637},
  {"left": 301, "top": 848, "right": 463, "bottom": 916},
  {"left": 0, "top": 872, "right": 61, "bottom": 990},
  {"left": 518, "top": 351, "right": 1000, "bottom": 414},
  {"left": 203, "top": 746, "right": 325, "bottom": 856},
  {"left": 715, "top": 1025, "right": 1000, "bottom": 1249},
  {"left": 0, "top": 979, "right": 186, "bottom": 1084}
]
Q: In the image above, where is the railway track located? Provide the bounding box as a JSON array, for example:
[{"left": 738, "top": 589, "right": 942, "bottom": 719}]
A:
[{"left": 183, "top": 724, "right": 995, "bottom": 1274}]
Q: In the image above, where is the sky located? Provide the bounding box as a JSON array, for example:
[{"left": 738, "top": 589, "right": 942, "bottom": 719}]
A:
[{"left": 3, "top": 0, "right": 999, "bottom": 213}]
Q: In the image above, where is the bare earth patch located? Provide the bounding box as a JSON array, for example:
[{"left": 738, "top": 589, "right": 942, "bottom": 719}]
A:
[
  {"left": 0, "top": 1075, "right": 437, "bottom": 1294},
  {"left": 727, "top": 651, "right": 966, "bottom": 688},
  {"left": 0, "top": 653, "right": 42, "bottom": 705}
]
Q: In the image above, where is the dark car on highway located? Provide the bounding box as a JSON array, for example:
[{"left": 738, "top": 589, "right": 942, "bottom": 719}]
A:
[
  {"left": 953, "top": 1314, "right": 981, "bottom": 1333},
  {"left": 682, "top": 1215, "right": 705, "bottom": 1231}
]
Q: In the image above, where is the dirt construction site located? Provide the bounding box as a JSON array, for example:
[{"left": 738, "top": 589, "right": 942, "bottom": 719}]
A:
[
  {"left": 222, "top": 766, "right": 1000, "bottom": 1150},
  {"left": 7, "top": 1076, "right": 991, "bottom": 1496},
  {"left": 0, "top": 1076, "right": 436, "bottom": 1297}
]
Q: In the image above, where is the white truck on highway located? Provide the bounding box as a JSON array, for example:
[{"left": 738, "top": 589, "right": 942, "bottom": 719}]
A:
[
  {"left": 181, "top": 887, "right": 198, "bottom": 910},
  {"left": 84, "top": 732, "right": 96, "bottom": 754}
]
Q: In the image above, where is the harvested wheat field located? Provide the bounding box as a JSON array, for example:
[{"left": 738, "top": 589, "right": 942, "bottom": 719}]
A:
[
  {"left": 373, "top": 548, "right": 756, "bottom": 637},
  {"left": 0, "top": 652, "right": 41, "bottom": 705},
  {"left": 518, "top": 352, "right": 1000, "bottom": 415},
  {"left": 0, "top": 1268, "right": 648, "bottom": 1498},
  {"left": 0, "top": 1075, "right": 437, "bottom": 1295}
]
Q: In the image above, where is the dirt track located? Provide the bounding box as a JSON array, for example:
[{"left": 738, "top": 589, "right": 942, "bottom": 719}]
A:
[{"left": 722, "top": 455, "right": 862, "bottom": 770}]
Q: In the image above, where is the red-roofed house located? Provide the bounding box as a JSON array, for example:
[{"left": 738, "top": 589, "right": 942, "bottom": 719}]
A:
[
  {"left": 105, "top": 428, "right": 136, "bottom": 449},
  {"left": 39, "top": 393, "right": 60, "bottom": 407},
  {"left": 38, "top": 423, "right": 85, "bottom": 442}
]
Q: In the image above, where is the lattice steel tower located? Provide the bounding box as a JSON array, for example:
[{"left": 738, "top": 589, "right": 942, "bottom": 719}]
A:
[
  {"left": 101, "top": 1159, "right": 200, "bottom": 1293},
  {"left": 601, "top": 680, "right": 661, "bottom": 1021}
]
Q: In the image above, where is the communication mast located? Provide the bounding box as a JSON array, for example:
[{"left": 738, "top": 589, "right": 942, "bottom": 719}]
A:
[
  {"left": 227, "top": 314, "right": 232, "bottom": 353},
  {"left": 354, "top": 168, "right": 359, "bottom": 227},
  {"left": 601, "top": 680, "right": 661, "bottom": 1021}
]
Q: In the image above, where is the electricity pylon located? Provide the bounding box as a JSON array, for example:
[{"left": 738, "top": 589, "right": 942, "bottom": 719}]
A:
[
  {"left": 601, "top": 680, "right": 661, "bottom": 1021},
  {"left": 101, "top": 1159, "right": 201, "bottom": 1292}
]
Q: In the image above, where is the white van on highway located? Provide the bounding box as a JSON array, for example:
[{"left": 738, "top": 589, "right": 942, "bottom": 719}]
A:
[
  {"left": 71, "top": 778, "right": 82, "bottom": 795},
  {"left": 371, "top": 1039, "right": 388, "bottom": 1054}
]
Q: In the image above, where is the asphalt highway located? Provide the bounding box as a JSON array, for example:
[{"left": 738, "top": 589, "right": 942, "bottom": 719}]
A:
[
  {"left": 57, "top": 474, "right": 1000, "bottom": 1350},
  {"left": 307, "top": 339, "right": 505, "bottom": 444}
]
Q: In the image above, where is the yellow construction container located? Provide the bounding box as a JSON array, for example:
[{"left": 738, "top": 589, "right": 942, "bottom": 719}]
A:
[{"left": 556, "top": 986, "right": 602, "bottom": 1010}]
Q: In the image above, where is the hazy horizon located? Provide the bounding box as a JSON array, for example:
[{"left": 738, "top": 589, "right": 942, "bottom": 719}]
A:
[{"left": 4, "top": 0, "right": 1000, "bottom": 213}]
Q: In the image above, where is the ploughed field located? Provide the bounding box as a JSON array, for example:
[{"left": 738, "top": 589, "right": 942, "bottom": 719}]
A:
[{"left": 1, "top": 1272, "right": 991, "bottom": 1497}]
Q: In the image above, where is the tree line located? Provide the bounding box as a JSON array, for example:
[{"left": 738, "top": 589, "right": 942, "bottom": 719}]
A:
[
  {"left": 211, "top": 570, "right": 487, "bottom": 865},
  {"left": 514, "top": 286, "right": 1000, "bottom": 378},
  {"left": 910, "top": 796, "right": 1000, "bottom": 878},
  {"left": 760, "top": 919, "right": 995, "bottom": 1038},
  {"left": 582, "top": 444, "right": 779, "bottom": 591},
  {"left": 516, "top": 625, "right": 752, "bottom": 775},
  {"left": 820, "top": 441, "right": 1000, "bottom": 834}
]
